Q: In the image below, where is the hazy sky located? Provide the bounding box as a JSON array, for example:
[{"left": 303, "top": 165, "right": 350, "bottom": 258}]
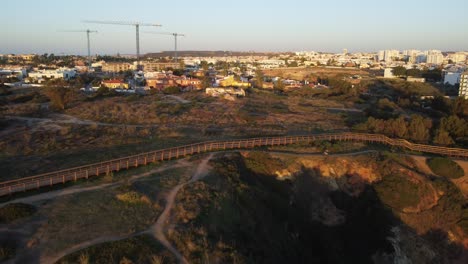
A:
[{"left": 2, "top": 0, "right": 468, "bottom": 55}]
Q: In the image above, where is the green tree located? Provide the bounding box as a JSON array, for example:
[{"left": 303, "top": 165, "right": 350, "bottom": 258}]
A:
[
  {"left": 255, "top": 69, "right": 264, "bottom": 88},
  {"left": 200, "top": 61, "right": 209, "bottom": 71},
  {"left": 431, "top": 96, "right": 451, "bottom": 113},
  {"left": 288, "top": 61, "right": 298, "bottom": 67},
  {"left": 388, "top": 116, "right": 408, "bottom": 138},
  {"left": 201, "top": 76, "right": 211, "bottom": 89},
  {"left": 163, "top": 86, "right": 180, "bottom": 94},
  {"left": 452, "top": 97, "right": 468, "bottom": 117},
  {"left": 406, "top": 68, "right": 422, "bottom": 77},
  {"left": 392, "top": 66, "right": 407, "bottom": 77},
  {"left": 274, "top": 78, "right": 285, "bottom": 92},
  {"left": 179, "top": 59, "right": 185, "bottom": 69},
  {"left": 408, "top": 115, "right": 432, "bottom": 142},
  {"left": 433, "top": 129, "right": 454, "bottom": 146},
  {"left": 439, "top": 115, "right": 468, "bottom": 138},
  {"left": 44, "top": 87, "right": 76, "bottom": 110}
]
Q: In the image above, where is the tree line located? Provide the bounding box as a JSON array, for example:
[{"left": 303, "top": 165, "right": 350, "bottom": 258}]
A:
[
  {"left": 354, "top": 114, "right": 467, "bottom": 146},
  {"left": 392, "top": 67, "right": 442, "bottom": 82}
]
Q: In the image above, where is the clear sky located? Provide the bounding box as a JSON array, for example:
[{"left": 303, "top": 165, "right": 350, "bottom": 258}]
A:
[{"left": 2, "top": 0, "right": 468, "bottom": 55}]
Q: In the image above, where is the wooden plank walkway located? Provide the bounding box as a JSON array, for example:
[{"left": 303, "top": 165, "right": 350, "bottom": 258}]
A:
[{"left": 1, "top": 132, "right": 467, "bottom": 196}]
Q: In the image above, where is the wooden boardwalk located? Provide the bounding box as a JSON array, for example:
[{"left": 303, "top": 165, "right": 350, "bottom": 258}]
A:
[{"left": 1, "top": 132, "right": 467, "bottom": 197}]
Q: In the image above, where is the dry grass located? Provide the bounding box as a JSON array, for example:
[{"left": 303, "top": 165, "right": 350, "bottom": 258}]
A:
[
  {"left": 263, "top": 67, "right": 370, "bottom": 80},
  {"left": 33, "top": 166, "right": 190, "bottom": 255}
]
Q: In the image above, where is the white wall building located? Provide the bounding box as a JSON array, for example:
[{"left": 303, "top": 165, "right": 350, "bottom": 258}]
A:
[
  {"left": 28, "top": 68, "right": 76, "bottom": 80},
  {"left": 0, "top": 67, "right": 27, "bottom": 79},
  {"left": 427, "top": 53, "right": 444, "bottom": 64},
  {"left": 403, "top": 50, "right": 420, "bottom": 57},
  {"left": 459, "top": 71, "right": 468, "bottom": 99},
  {"left": 384, "top": 68, "right": 396, "bottom": 78},
  {"left": 378, "top": 50, "right": 400, "bottom": 62},
  {"left": 449, "top": 53, "right": 467, "bottom": 64}
]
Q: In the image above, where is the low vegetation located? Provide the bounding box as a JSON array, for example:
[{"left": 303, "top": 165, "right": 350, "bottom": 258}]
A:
[
  {"left": 0, "top": 241, "right": 15, "bottom": 262},
  {"left": 0, "top": 203, "right": 36, "bottom": 223},
  {"left": 169, "top": 154, "right": 397, "bottom": 263},
  {"left": 56, "top": 235, "right": 175, "bottom": 264},
  {"left": 374, "top": 174, "right": 422, "bottom": 210},
  {"left": 427, "top": 157, "right": 464, "bottom": 179}
]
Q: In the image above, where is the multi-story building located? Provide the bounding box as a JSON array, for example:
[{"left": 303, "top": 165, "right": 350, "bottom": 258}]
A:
[
  {"left": 378, "top": 50, "right": 400, "bottom": 62},
  {"left": 403, "top": 50, "right": 420, "bottom": 57},
  {"left": 138, "top": 61, "right": 180, "bottom": 71},
  {"left": 426, "top": 53, "right": 444, "bottom": 64},
  {"left": 415, "top": 54, "right": 427, "bottom": 64},
  {"left": 449, "top": 53, "right": 467, "bottom": 64},
  {"left": 102, "top": 62, "right": 134, "bottom": 72},
  {"left": 459, "top": 71, "right": 468, "bottom": 99}
]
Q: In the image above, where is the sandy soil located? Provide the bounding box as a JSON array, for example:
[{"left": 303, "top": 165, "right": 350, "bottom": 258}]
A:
[{"left": 148, "top": 154, "right": 213, "bottom": 264}]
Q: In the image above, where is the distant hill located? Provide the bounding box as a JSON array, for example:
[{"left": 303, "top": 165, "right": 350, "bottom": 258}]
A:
[{"left": 144, "top": 51, "right": 292, "bottom": 58}]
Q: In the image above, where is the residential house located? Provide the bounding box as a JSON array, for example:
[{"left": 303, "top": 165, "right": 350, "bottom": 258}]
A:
[{"left": 102, "top": 79, "right": 129, "bottom": 89}]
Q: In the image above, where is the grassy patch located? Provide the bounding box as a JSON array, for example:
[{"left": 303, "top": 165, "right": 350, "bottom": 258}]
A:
[
  {"left": 56, "top": 235, "right": 175, "bottom": 264},
  {"left": 374, "top": 174, "right": 421, "bottom": 210},
  {"left": 427, "top": 157, "right": 464, "bottom": 179},
  {"left": 115, "top": 191, "right": 151, "bottom": 205},
  {"left": 38, "top": 187, "right": 160, "bottom": 254},
  {"left": 0, "top": 203, "right": 36, "bottom": 223},
  {"left": 243, "top": 151, "right": 285, "bottom": 175}
]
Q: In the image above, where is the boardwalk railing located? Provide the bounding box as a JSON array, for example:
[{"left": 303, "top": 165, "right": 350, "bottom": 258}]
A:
[{"left": 1, "top": 132, "right": 467, "bottom": 197}]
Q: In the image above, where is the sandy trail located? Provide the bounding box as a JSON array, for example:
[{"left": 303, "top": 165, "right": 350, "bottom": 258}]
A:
[
  {"left": 5, "top": 114, "right": 159, "bottom": 129},
  {"left": 165, "top": 95, "right": 191, "bottom": 104},
  {"left": 148, "top": 154, "right": 213, "bottom": 264},
  {"left": 0, "top": 160, "right": 191, "bottom": 207},
  {"left": 34, "top": 156, "right": 211, "bottom": 264},
  {"left": 410, "top": 156, "right": 434, "bottom": 175}
]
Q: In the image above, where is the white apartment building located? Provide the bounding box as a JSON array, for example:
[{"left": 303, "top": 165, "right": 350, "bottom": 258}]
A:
[
  {"left": 0, "top": 67, "right": 27, "bottom": 79},
  {"left": 403, "top": 50, "right": 420, "bottom": 57},
  {"left": 449, "top": 53, "right": 467, "bottom": 64},
  {"left": 28, "top": 68, "right": 76, "bottom": 80},
  {"left": 427, "top": 53, "right": 444, "bottom": 64},
  {"left": 384, "top": 68, "right": 396, "bottom": 78},
  {"left": 378, "top": 50, "right": 400, "bottom": 62},
  {"left": 459, "top": 71, "right": 468, "bottom": 99}
]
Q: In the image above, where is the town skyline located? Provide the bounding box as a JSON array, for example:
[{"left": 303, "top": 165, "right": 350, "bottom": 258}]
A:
[{"left": 2, "top": 0, "right": 468, "bottom": 55}]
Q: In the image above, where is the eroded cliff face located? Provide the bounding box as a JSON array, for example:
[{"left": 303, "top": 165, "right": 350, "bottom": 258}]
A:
[{"left": 241, "top": 152, "right": 467, "bottom": 262}]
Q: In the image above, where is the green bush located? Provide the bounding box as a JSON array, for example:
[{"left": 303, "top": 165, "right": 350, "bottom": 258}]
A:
[
  {"left": 57, "top": 235, "right": 174, "bottom": 264},
  {"left": 0, "top": 242, "right": 15, "bottom": 262},
  {"left": 427, "top": 157, "right": 464, "bottom": 179},
  {"left": 115, "top": 191, "right": 149, "bottom": 204},
  {"left": 243, "top": 152, "right": 284, "bottom": 175},
  {"left": 374, "top": 174, "right": 421, "bottom": 210},
  {"left": 0, "top": 203, "right": 36, "bottom": 223},
  {"left": 163, "top": 86, "right": 180, "bottom": 94}
]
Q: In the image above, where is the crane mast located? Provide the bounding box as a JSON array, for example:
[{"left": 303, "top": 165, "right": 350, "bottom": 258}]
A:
[
  {"left": 145, "top": 32, "right": 185, "bottom": 63},
  {"left": 83, "top": 20, "right": 162, "bottom": 70},
  {"left": 60, "top": 29, "right": 97, "bottom": 70}
]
